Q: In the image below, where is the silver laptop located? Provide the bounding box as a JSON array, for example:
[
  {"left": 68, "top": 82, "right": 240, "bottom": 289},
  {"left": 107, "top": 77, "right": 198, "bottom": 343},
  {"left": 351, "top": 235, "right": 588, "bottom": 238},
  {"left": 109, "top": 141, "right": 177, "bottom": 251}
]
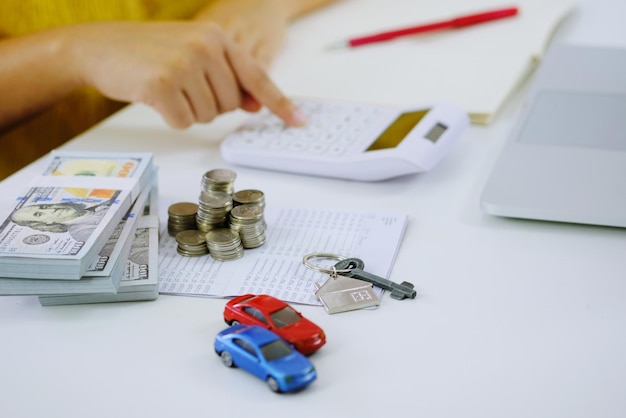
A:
[{"left": 481, "top": 43, "right": 626, "bottom": 228}]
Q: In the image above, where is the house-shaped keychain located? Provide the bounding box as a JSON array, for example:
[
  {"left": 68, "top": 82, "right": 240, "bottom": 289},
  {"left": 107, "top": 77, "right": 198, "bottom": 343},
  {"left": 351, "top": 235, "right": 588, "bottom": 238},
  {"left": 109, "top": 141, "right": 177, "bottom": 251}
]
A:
[{"left": 314, "top": 274, "right": 381, "bottom": 314}]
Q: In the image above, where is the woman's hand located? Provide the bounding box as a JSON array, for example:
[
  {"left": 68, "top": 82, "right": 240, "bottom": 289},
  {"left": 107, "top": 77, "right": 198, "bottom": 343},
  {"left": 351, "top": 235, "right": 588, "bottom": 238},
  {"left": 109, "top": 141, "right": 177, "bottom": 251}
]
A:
[
  {"left": 65, "top": 21, "right": 304, "bottom": 129},
  {"left": 0, "top": 20, "right": 305, "bottom": 129},
  {"left": 195, "top": 0, "right": 290, "bottom": 69}
]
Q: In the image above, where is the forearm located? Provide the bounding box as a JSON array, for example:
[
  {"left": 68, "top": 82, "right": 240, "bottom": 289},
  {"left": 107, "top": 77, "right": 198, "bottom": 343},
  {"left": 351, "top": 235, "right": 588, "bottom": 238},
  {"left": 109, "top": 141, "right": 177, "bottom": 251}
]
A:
[
  {"left": 0, "top": 28, "right": 83, "bottom": 130},
  {"left": 0, "top": 20, "right": 304, "bottom": 132}
]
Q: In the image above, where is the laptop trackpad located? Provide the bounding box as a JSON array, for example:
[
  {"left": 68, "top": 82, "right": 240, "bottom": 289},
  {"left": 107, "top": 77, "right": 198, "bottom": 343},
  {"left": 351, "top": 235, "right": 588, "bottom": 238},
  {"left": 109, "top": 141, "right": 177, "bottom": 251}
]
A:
[{"left": 518, "top": 91, "right": 626, "bottom": 151}]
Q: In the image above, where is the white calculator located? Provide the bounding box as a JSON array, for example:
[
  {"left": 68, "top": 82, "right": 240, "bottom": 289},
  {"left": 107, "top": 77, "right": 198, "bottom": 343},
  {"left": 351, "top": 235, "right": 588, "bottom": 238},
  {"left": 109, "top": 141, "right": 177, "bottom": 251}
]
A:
[{"left": 220, "top": 98, "right": 470, "bottom": 181}]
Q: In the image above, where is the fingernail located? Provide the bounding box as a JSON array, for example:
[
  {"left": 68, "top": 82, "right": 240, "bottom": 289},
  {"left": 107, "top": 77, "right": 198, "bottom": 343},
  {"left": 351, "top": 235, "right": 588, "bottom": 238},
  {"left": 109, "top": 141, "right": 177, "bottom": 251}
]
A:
[{"left": 289, "top": 107, "right": 307, "bottom": 126}]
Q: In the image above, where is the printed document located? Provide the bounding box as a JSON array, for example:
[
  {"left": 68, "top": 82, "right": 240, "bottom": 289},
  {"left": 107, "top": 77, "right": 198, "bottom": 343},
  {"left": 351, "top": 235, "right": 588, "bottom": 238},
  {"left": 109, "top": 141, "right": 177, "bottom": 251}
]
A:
[{"left": 158, "top": 207, "right": 408, "bottom": 305}]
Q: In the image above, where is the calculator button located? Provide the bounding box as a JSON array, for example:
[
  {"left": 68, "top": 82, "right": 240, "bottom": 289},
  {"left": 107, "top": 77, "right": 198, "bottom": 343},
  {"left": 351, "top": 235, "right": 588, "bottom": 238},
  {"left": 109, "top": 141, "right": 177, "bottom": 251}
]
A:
[
  {"left": 326, "top": 145, "right": 347, "bottom": 157},
  {"left": 302, "top": 131, "right": 319, "bottom": 142},
  {"left": 307, "top": 143, "right": 328, "bottom": 154},
  {"left": 281, "top": 129, "right": 299, "bottom": 140},
  {"left": 270, "top": 138, "right": 289, "bottom": 149},
  {"left": 230, "top": 135, "right": 269, "bottom": 148},
  {"left": 319, "top": 133, "right": 336, "bottom": 143},
  {"left": 288, "top": 141, "right": 308, "bottom": 152},
  {"left": 260, "top": 126, "right": 283, "bottom": 137},
  {"left": 226, "top": 100, "right": 402, "bottom": 161}
]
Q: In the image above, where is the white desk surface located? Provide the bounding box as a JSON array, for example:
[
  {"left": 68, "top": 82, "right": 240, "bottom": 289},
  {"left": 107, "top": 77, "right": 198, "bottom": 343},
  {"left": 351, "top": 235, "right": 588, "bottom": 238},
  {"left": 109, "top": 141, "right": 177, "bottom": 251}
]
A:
[{"left": 1, "top": 2, "right": 626, "bottom": 418}]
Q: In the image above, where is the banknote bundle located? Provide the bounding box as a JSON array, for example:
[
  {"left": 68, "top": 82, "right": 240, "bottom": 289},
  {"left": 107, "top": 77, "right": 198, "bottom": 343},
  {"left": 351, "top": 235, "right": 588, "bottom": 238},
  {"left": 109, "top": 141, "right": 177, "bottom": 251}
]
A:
[
  {"left": 0, "top": 151, "right": 159, "bottom": 302},
  {"left": 39, "top": 204, "right": 160, "bottom": 305}
]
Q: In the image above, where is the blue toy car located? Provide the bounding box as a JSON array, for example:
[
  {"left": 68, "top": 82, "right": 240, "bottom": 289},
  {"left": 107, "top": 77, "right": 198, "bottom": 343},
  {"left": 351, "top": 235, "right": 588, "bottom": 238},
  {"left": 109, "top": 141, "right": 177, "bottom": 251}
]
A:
[{"left": 214, "top": 324, "right": 317, "bottom": 393}]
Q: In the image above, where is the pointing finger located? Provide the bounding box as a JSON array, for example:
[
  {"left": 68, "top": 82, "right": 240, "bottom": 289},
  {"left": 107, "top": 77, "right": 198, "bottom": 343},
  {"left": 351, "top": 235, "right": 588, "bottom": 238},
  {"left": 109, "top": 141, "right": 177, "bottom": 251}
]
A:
[{"left": 224, "top": 37, "right": 306, "bottom": 127}]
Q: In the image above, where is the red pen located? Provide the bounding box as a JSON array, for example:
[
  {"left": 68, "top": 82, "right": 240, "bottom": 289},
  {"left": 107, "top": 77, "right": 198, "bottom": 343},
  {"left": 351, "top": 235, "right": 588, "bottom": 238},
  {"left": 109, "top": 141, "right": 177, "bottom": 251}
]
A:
[{"left": 328, "top": 6, "right": 519, "bottom": 49}]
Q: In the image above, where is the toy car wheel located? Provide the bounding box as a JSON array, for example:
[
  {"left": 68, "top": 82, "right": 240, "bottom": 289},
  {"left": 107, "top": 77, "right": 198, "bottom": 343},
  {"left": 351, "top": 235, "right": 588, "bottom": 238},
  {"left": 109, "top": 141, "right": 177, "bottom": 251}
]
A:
[
  {"left": 220, "top": 351, "right": 235, "bottom": 368},
  {"left": 230, "top": 320, "right": 240, "bottom": 326},
  {"left": 267, "top": 376, "right": 281, "bottom": 393}
]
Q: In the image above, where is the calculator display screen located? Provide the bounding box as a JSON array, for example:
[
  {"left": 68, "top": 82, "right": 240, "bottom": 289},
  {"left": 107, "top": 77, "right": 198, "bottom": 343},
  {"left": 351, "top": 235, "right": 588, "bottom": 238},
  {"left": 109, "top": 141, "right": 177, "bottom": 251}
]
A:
[
  {"left": 425, "top": 123, "right": 448, "bottom": 142},
  {"left": 366, "top": 109, "right": 430, "bottom": 151}
]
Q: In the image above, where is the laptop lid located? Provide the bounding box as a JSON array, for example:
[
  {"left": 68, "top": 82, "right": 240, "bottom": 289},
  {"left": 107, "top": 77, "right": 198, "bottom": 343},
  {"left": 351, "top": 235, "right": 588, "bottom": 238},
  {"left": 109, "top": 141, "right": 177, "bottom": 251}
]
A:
[{"left": 480, "top": 44, "right": 626, "bottom": 228}]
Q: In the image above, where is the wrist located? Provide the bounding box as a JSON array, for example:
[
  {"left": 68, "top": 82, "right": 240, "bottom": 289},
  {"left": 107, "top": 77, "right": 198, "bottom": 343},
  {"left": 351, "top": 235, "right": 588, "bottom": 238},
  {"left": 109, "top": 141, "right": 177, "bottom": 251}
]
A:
[
  {"left": 45, "top": 25, "right": 88, "bottom": 91},
  {"left": 0, "top": 26, "right": 87, "bottom": 128}
]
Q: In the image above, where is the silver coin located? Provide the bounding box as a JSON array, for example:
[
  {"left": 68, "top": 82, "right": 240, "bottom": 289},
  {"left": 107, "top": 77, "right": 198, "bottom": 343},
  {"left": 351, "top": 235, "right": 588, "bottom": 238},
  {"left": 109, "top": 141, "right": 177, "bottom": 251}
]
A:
[
  {"left": 230, "top": 204, "right": 264, "bottom": 221},
  {"left": 198, "top": 191, "right": 233, "bottom": 209},
  {"left": 175, "top": 229, "right": 207, "bottom": 246},
  {"left": 177, "top": 247, "right": 209, "bottom": 257},
  {"left": 168, "top": 202, "right": 199, "bottom": 217},
  {"left": 205, "top": 228, "right": 240, "bottom": 244},
  {"left": 232, "top": 189, "right": 265, "bottom": 205},
  {"left": 203, "top": 168, "right": 237, "bottom": 184}
]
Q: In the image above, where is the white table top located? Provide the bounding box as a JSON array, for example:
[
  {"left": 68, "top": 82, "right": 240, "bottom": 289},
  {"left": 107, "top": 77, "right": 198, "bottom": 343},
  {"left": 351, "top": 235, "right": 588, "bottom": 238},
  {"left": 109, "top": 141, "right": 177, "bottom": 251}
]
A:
[{"left": 1, "top": 2, "right": 625, "bottom": 417}]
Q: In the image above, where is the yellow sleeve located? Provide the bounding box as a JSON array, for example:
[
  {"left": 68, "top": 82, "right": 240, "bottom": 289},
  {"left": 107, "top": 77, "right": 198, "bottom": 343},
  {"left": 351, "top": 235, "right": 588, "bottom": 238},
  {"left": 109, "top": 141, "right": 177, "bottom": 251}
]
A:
[{"left": 0, "top": 0, "right": 211, "bottom": 36}]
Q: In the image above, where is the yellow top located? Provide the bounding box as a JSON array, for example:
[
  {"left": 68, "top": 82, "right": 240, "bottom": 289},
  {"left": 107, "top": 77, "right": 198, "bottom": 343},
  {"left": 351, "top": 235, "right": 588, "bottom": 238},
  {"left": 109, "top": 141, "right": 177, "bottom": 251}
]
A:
[
  {"left": 0, "top": 0, "right": 212, "bottom": 178},
  {"left": 0, "top": 1, "right": 209, "bottom": 35}
]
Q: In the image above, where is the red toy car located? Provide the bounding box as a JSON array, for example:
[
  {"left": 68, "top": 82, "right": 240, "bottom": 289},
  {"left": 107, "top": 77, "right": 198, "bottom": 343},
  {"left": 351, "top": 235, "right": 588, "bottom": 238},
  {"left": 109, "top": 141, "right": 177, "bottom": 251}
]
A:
[{"left": 223, "top": 294, "right": 326, "bottom": 355}]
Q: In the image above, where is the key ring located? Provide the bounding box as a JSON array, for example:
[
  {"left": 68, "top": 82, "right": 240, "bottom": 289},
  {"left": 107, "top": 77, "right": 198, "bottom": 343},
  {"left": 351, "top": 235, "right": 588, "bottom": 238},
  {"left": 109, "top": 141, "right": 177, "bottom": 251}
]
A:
[{"left": 302, "top": 252, "right": 353, "bottom": 276}]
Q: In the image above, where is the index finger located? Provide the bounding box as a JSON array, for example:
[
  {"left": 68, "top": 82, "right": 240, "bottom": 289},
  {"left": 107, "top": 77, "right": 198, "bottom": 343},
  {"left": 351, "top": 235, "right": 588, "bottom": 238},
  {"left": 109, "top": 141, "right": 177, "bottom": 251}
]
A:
[{"left": 224, "top": 38, "right": 306, "bottom": 127}]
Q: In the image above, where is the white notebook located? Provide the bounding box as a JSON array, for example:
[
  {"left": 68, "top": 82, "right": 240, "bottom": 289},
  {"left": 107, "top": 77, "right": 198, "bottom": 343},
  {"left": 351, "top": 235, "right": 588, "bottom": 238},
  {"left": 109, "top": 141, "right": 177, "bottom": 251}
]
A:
[{"left": 270, "top": 0, "right": 575, "bottom": 124}]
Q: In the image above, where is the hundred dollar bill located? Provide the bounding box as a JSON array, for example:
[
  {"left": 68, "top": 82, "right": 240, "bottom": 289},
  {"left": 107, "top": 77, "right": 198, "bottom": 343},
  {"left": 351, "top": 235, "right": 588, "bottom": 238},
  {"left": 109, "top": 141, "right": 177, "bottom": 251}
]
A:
[
  {"left": 123, "top": 215, "right": 159, "bottom": 289},
  {"left": 43, "top": 151, "right": 152, "bottom": 178},
  {"left": 84, "top": 184, "right": 152, "bottom": 277},
  {"left": 0, "top": 186, "right": 132, "bottom": 280},
  {"left": 0, "top": 151, "right": 155, "bottom": 281},
  {"left": 0, "top": 188, "right": 156, "bottom": 296},
  {"left": 38, "top": 215, "right": 160, "bottom": 305},
  {"left": 142, "top": 182, "right": 160, "bottom": 217},
  {"left": 0, "top": 265, "right": 123, "bottom": 295},
  {"left": 39, "top": 151, "right": 155, "bottom": 203}
]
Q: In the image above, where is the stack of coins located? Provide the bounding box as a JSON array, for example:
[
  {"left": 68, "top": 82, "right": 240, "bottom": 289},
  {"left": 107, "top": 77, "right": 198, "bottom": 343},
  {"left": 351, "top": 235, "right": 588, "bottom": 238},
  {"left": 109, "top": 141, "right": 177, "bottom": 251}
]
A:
[
  {"left": 232, "top": 189, "right": 265, "bottom": 209},
  {"left": 205, "top": 228, "right": 244, "bottom": 261},
  {"left": 171, "top": 169, "right": 269, "bottom": 260},
  {"left": 167, "top": 202, "right": 199, "bottom": 236},
  {"left": 175, "top": 230, "right": 209, "bottom": 257},
  {"left": 229, "top": 204, "right": 266, "bottom": 249},
  {"left": 201, "top": 169, "right": 237, "bottom": 194},
  {"left": 196, "top": 191, "right": 233, "bottom": 232}
]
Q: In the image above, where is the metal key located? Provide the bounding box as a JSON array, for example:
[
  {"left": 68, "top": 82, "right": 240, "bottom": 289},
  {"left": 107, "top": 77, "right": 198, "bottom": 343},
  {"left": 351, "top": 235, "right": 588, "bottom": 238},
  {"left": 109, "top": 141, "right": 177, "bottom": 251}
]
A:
[{"left": 334, "top": 258, "right": 416, "bottom": 300}]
